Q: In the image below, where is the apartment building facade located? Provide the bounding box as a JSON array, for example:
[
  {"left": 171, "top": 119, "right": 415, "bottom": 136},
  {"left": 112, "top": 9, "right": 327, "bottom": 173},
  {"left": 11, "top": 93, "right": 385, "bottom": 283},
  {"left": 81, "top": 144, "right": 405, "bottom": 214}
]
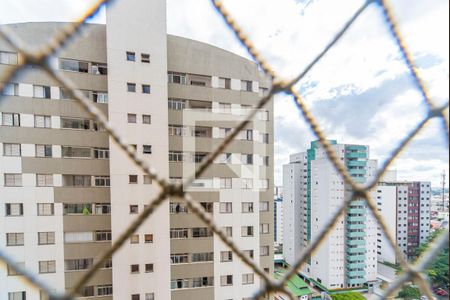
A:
[
  {"left": 0, "top": 2, "right": 273, "bottom": 299},
  {"left": 283, "top": 141, "right": 378, "bottom": 290},
  {"left": 376, "top": 177, "right": 431, "bottom": 265}
]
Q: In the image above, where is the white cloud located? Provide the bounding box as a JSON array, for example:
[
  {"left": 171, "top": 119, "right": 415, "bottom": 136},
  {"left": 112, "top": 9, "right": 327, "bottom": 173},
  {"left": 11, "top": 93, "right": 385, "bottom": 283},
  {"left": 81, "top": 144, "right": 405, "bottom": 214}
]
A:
[{"left": 0, "top": 0, "right": 448, "bottom": 187}]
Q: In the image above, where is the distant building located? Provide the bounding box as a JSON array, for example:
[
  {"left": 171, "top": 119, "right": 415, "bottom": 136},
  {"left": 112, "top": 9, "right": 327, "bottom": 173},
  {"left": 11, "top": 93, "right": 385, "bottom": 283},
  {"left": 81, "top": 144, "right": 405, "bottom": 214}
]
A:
[
  {"left": 283, "top": 141, "right": 378, "bottom": 290},
  {"left": 274, "top": 197, "right": 284, "bottom": 246},
  {"left": 376, "top": 178, "right": 432, "bottom": 264}
]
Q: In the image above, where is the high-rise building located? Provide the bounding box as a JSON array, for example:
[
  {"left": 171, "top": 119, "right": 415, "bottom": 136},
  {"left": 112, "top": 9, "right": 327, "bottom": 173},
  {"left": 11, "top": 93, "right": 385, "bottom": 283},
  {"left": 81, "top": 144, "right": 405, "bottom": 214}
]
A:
[
  {"left": 376, "top": 175, "right": 431, "bottom": 264},
  {"left": 274, "top": 196, "right": 283, "bottom": 247},
  {"left": 283, "top": 141, "right": 378, "bottom": 290},
  {"left": 0, "top": 2, "right": 274, "bottom": 299}
]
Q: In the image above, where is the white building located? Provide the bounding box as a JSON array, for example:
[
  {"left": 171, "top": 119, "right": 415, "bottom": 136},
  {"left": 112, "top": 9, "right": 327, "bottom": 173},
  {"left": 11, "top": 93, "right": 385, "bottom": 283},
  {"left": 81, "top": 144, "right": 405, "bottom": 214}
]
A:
[
  {"left": 274, "top": 197, "right": 284, "bottom": 246},
  {"left": 376, "top": 174, "right": 431, "bottom": 264},
  {"left": 283, "top": 141, "right": 378, "bottom": 290}
]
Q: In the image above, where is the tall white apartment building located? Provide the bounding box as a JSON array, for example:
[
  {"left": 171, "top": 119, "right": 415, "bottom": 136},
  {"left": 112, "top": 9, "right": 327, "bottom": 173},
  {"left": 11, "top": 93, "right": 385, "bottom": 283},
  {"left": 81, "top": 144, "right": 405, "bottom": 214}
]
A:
[
  {"left": 283, "top": 141, "right": 378, "bottom": 290},
  {"left": 376, "top": 174, "right": 431, "bottom": 264},
  {"left": 0, "top": 1, "right": 274, "bottom": 299}
]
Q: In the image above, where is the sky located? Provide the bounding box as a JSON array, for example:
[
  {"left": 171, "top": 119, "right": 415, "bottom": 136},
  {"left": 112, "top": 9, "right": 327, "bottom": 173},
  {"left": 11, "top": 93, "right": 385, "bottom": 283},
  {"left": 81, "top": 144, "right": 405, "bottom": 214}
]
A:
[{"left": 0, "top": 0, "right": 448, "bottom": 187}]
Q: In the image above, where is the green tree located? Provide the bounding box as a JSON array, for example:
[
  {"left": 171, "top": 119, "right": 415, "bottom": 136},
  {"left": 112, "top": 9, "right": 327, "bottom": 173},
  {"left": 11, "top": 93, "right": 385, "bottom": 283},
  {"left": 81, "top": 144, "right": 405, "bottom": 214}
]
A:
[
  {"left": 397, "top": 286, "right": 420, "bottom": 299},
  {"left": 330, "top": 292, "right": 366, "bottom": 300},
  {"left": 413, "top": 229, "right": 449, "bottom": 288}
]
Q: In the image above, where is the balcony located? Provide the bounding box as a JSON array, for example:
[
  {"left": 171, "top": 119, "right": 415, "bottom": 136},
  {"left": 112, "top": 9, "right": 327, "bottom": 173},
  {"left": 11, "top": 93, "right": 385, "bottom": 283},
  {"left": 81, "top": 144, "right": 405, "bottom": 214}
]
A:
[
  {"left": 347, "top": 247, "right": 366, "bottom": 254},
  {"left": 349, "top": 168, "right": 367, "bottom": 176},
  {"left": 347, "top": 160, "right": 366, "bottom": 167},
  {"left": 347, "top": 262, "right": 365, "bottom": 269},
  {"left": 347, "top": 254, "right": 366, "bottom": 262},
  {"left": 347, "top": 231, "right": 365, "bottom": 238},
  {"left": 346, "top": 277, "right": 366, "bottom": 285},
  {"left": 347, "top": 239, "right": 366, "bottom": 246},
  {"left": 348, "top": 207, "right": 365, "bottom": 214},
  {"left": 346, "top": 270, "right": 365, "bottom": 277},
  {"left": 347, "top": 223, "right": 366, "bottom": 230},
  {"left": 346, "top": 152, "right": 367, "bottom": 159},
  {"left": 347, "top": 216, "right": 365, "bottom": 222}
]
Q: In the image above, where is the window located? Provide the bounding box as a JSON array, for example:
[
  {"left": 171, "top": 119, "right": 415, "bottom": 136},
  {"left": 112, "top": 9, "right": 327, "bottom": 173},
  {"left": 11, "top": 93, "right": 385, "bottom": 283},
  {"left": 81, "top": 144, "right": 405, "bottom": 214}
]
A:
[
  {"left": 170, "top": 203, "right": 188, "bottom": 214},
  {"left": 34, "top": 115, "right": 52, "bottom": 128},
  {"left": 128, "top": 113, "right": 137, "bottom": 123},
  {"left": 131, "top": 264, "right": 140, "bottom": 274},
  {"left": 131, "top": 294, "right": 140, "bottom": 300},
  {"left": 39, "top": 260, "right": 56, "bottom": 274},
  {"left": 95, "top": 204, "right": 111, "bottom": 215},
  {"left": 192, "top": 252, "right": 213, "bottom": 263},
  {"left": 93, "top": 91, "right": 108, "bottom": 103},
  {"left": 168, "top": 72, "right": 187, "bottom": 84},
  {"left": 144, "top": 175, "right": 152, "bottom": 185},
  {"left": 145, "top": 263, "right": 154, "bottom": 273},
  {"left": 7, "top": 262, "right": 24, "bottom": 276},
  {"left": 200, "top": 202, "right": 213, "bottom": 213},
  {"left": 192, "top": 277, "right": 214, "bottom": 288},
  {"left": 127, "top": 83, "right": 136, "bottom": 92},
  {"left": 241, "top": 154, "right": 253, "bottom": 165},
  {"left": 263, "top": 156, "right": 270, "bottom": 166},
  {"left": 145, "top": 293, "right": 155, "bottom": 300},
  {"left": 91, "top": 63, "right": 108, "bottom": 75},
  {"left": 192, "top": 228, "right": 212, "bottom": 238},
  {"left": 171, "top": 279, "right": 190, "bottom": 290},
  {"left": 219, "top": 77, "right": 231, "bottom": 89},
  {"left": 36, "top": 174, "right": 53, "bottom": 187},
  {"left": 242, "top": 178, "right": 253, "bottom": 189},
  {"left": 36, "top": 145, "right": 53, "bottom": 157},
  {"left": 8, "top": 292, "right": 26, "bottom": 300},
  {"left": 94, "top": 176, "right": 110, "bottom": 187},
  {"left": 97, "top": 285, "right": 113, "bottom": 296},
  {"left": 144, "top": 234, "right": 153, "bottom": 243},
  {"left": 222, "top": 226, "right": 233, "bottom": 237},
  {"left": 220, "top": 251, "right": 233, "bottom": 262},
  {"left": 142, "top": 84, "right": 151, "bottom": 94},
  {"left": 33, "top": 85, "right": 51, "bottom": 99},
  {"left": 260, "top": 246, "right": 270, "bottom": 256},
  {"left": 242, "top": 202, "right": 254, "bottom": 213},
  {"left": 261, "top": 133, "right": 269, "bottom": 144},
  {"left": 170, "top": 228, "right": 189, "bottom": 239},
  {"left": 141, "top": 53, "right": 150, "bottom": 63},
  {"left": 2, "top": 82, "right": 19, "bottom": 96},
  {"left": 260, "top": 201, "right": 270, "bottom": 212},
  {"left": 126, "top": 51, "right": 136, "bottom": 61},
  {"left": 259, "top": 87, "right": 269, "bottom": 97},
  {"left": 220, "top": 275, "right": 233, "bottom": 286},
  {"left": 95, "top": 231, "right": 112, "bottom": 241},
  {"left": 241, "top": 226, "right": 254, "bottom": 237},
  {"left": 260, "top": 223, "right": 270, "bottom": 234},
  {"left": 5, "top": 203, "right": 23, "bottom": 216},
  {"left": 244, "top": 250, "right": 254, "bottom": 259},
  {"left": 2, "top": 112, "right": 20, "bottom": 126},
  {"left": 6, "top": 233, "right": 24, "bottom": 246},
  {"left": 220, "top": 178, "right": 232, "bottom": 189},
  {"left": 63, "top": 175, "right": 91, "bottom": 187},
  {"left": 61, "top": 117, "right": 90, "bottom": 130},
  {"left": 219, "top": 102, "right": 231, "bottom": 113},
  {"left": 4, "top": 174, "right": 22, "bottom": 187},
  {"left": 260, "top": 179, "right": 269, "bottom": 190},
  {"left": 143, "top": 145, "right": 152, "bottom": 154},
  {"left": 3, "top": 143, "right": 21, "bottom": 156},
  {"left": 242, "top": 273, "right": 254, "bottom": 285},
  {"left": 241, "top": 80, "right": 253, "bottom": 92},
  {"left": 130, "top": 234, "right": 140, "bottom": 244},
  {"left": 64, "top": 232, "right": 93, "bottom": 243},
  {"left": 59, "top": 58, "right": 89, "bottom": 73},
  {"left": 171, "top": 253, "right": 189, "bottom": 264},
  {"left": 94, "top": 148, "right": 109, "bottom": 159},
  {"left": 130, "top": 205, "right": 139, "bottom": 213},
  {"left": 142, "top": 114, "right": 151, "bottom": 124},
  {"left": 0, "top": 51, "right": 18, "bottom": 64},
  {"left": 37, "top": 203, "right": 54, "bottom": 216},
  {"left": 246, "top": 130, "right": 253, "bottom": 141},
  {"left": 65, "top": 258, "right": 93, "bottom": 271},
  {"left": 168, "top": 99, "right": 186, "bottom": 111},
  {"left": 169, "top": 151, "right": 184, "bottom": 162},
  {"left": 220, "top": 202, "right": 232, "bottom": 213},
  {"left": 38, "top": 232, "right": 55, "bottom": 245},
  {"left": 61, "top": 146, "right": 91, "bottom": 158}
]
